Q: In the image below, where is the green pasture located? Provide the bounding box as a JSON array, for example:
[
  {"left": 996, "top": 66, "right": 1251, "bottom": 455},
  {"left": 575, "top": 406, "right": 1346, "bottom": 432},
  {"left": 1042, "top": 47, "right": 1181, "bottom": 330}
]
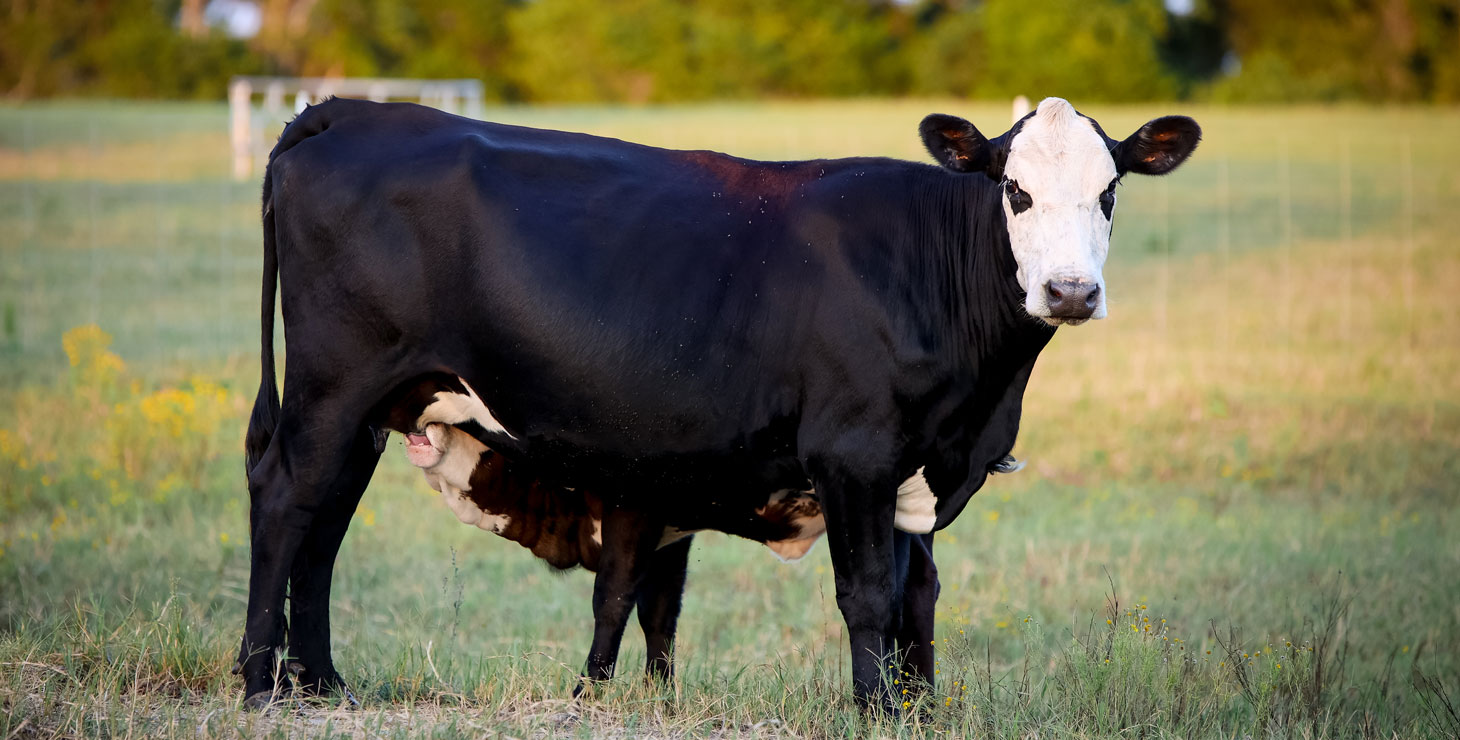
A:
[{"left": 1, "top": 101, "right": 1457, "bottom": 738}]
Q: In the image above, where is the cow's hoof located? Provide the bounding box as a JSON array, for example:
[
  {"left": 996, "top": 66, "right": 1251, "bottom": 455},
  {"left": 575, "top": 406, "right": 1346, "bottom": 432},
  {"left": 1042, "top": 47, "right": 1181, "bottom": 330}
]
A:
[
  {"left": 853, "top": 692, "right": 902, "bottom": 719},
  {"left": 571, "top": 677, "right": 596, "bottom": 700},
  {"left": 292, "top": 667, "right": 359, "bottom": 708}
]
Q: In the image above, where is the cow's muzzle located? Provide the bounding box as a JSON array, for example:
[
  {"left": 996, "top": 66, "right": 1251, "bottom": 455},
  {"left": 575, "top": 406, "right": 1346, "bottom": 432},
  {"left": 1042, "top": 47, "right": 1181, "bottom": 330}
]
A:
[{"left": 1044, "top": 279, "right": 1100, "bottom": 321}]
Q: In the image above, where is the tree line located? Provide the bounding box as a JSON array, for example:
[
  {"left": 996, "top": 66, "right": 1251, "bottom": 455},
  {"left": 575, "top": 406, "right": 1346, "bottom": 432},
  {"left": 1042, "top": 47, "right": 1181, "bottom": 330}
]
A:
[{"left": 3, "top": 0, "right": 1458, "bottom": 103}]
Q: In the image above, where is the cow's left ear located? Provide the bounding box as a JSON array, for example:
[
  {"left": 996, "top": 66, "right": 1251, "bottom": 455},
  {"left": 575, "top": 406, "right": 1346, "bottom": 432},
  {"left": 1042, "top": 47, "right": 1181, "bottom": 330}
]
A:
[
  {"left": 920, "top": 114, "right": 993, "bottom": 174},
  {"left": 1114, "top": 116, "right": 1201, "bottom": 176}
]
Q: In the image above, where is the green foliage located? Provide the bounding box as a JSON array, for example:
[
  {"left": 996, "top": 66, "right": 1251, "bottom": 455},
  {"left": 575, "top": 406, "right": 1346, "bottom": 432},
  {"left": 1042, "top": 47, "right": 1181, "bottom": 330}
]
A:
[
  {"left": 507, "top": 0, "right": 695, "bottom": 103},
  {"left": 508, "top": 0, "right": 908, "bottom": 102},
  {"left": 5, "top": 0, "right": 1460, "bottom": 102},
  {"left": 976, "top": 0, "right": 1178, "bottom": 101},
  {"left": 0, "top": 0, "right": 265, "bottom": 99},
  {"left": 907, "top": 4, "right": 987, "bottom": 98},
  {"left": 1212, "top": 0, "right": 1460, "bottom": 102},
  {"left": 298, "top": 0, "right": 516, "bottom": 98}
]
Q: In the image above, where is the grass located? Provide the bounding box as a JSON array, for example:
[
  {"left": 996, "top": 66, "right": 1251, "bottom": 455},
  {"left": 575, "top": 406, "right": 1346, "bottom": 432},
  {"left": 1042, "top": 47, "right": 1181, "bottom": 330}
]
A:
[{"left": 1, "top": 99, "right": 1458, "bottom": 738}]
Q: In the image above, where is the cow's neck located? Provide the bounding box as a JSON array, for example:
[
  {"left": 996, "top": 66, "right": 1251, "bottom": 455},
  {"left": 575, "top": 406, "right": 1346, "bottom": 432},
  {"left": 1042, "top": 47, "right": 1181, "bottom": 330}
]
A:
[
  {"left": 915, "top": 171, "right": 1055, "bottom": 373},
  {"left": 893, "top": 172, "right": 1057, "bottom": 523}
]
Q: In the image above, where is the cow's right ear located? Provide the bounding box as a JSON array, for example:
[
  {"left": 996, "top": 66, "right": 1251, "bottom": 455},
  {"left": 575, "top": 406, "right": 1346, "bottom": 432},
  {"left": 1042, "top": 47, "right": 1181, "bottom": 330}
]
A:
[{"left": 920, "top": 114, "right": 992, "bottom": 174}]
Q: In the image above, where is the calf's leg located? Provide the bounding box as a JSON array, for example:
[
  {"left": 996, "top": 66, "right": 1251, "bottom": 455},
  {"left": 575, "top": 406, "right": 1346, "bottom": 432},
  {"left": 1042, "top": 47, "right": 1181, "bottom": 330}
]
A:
[
  {"left": 577, "top": 505, "right": 664, "bottom": 694},
  {"left": 636, "top": 534, "right": 693, "bottom": 684}
]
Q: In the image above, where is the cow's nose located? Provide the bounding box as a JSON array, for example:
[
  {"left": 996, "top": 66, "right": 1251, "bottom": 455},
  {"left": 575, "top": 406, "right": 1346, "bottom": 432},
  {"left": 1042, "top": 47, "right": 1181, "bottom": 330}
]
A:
[{"left": 1045, "top": 279, "right": 1099, "bottom": 319}]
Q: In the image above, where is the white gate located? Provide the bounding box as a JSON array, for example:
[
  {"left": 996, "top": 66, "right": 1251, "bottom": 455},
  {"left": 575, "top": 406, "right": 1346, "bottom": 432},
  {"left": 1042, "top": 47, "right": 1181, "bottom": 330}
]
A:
[{"left": 228, "top": 76, "right": 486, "bottom": 180}]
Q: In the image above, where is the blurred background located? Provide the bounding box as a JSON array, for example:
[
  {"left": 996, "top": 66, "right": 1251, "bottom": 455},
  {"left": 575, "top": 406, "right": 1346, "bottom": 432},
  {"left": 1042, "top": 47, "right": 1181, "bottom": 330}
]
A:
[
  {"left": 3, "top": 0, "right": 1460, "bottom": 103},
  {"left": 1, "top": 1, "right": 1458, "bottom": 737}
]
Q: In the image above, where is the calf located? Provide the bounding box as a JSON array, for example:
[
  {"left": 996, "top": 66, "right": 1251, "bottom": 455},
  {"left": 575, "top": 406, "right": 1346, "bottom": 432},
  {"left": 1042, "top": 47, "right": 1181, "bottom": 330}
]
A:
[{"left": 388, "top": 374, "right": 828, "bottom": 686}]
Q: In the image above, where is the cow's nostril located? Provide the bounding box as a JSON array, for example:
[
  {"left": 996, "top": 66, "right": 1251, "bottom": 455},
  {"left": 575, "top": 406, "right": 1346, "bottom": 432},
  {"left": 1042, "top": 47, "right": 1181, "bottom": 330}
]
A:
[
  {"left": 1085, "top": 285, "right": 1101, "bottom": 308},
  {"left": 1046, "top": 282, "right": 1064, "bottom": 300}
]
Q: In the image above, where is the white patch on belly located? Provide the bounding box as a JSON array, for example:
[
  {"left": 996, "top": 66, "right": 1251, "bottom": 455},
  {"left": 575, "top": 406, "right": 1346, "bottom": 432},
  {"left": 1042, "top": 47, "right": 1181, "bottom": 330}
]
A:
[
  {"left": 415, "top": 378, "right": 516, "bottom": 440},
  {"left": 760, "top": 489, "right": 827, "bottom": 563},
  {"left": 590, "top": 518, "right": 602, "bottom": 546},
  {"left": 894, "top": 468, "right": 936, "bottom": 534}
]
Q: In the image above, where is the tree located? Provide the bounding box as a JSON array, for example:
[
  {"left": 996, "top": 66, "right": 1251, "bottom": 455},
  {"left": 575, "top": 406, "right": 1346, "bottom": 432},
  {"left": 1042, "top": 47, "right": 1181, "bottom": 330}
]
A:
[
  {"left": 1, "top": 0, "right": 262, "bottom": 99},
  {"left": 909, "top": 0, "right": 1179, "bottom": 102},
  {"left": 507, "top": 0, "right": 908, "bottom": 102},
  {"left": 907, "top": 0, "right": 988, "bottom": 98},
  {"left": 982, "top": 0, "right": 1177, "bottom": 101},
  {"left": 507, "top": 0, "right": 696, "bottom": 102},
  {"left": 1211, "top": 0, "right": 1460, "bottom": 102}
]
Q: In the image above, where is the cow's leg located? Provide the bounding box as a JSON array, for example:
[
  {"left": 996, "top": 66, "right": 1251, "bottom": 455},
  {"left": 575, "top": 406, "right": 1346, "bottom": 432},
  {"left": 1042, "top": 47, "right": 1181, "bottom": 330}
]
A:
[
  {"left": 812, "top": 459, "right": 906, "bottom": 711},
  {"left": 237, "top": 403, "right": 373, "bottom": 709},
  {"left": 636, "top": 534, "right": 692, "bottom": 684},
  {"left": 285, "top": 425, "right": 382, "bottom": 701},
  {"left": 896, "top": 532, "right": 939, "bottom": 691},
  {"left": 577, "top": 505, "right": 663, "bottom": 695}
]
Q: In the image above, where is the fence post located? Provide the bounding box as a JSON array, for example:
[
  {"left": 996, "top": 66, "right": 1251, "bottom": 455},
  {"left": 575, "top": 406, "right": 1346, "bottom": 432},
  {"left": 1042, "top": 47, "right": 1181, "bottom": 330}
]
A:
[
  {"left": 1011, "top": 95, "right": 1030, "bottom": 124},
  {"left": 229, "top": 78, "right": 253, "bottom": 181}
]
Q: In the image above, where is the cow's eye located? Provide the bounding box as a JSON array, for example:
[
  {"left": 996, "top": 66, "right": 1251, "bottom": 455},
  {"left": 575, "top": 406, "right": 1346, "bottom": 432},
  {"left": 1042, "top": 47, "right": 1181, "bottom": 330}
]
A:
[
  {"left": 1003, "top": 179, "right": 1033, "bottom": 215},
  {"left": 1098, "top": 179, "right": 1118, "bottom": 218}
]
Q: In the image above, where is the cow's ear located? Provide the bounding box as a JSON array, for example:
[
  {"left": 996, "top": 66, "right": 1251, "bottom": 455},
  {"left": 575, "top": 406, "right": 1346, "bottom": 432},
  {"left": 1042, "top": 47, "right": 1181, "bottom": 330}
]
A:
[
  {"left": 920, "top": 114, "right": 992, "bottom": 174},
  {"left": 1114, "top": 115, "right": 1201, "bottom": 176}
]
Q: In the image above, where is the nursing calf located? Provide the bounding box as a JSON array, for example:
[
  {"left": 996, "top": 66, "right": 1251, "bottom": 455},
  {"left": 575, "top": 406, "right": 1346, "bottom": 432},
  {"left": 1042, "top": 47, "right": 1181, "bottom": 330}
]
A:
[{"left": 387, "top": 374, "right": 944, "bottom": 689}]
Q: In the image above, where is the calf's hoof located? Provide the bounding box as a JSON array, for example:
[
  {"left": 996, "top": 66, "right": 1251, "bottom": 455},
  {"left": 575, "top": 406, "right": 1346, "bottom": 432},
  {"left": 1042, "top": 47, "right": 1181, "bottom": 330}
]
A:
[{"left": 243, "top": 689, "right": 283, "bottom": 711}]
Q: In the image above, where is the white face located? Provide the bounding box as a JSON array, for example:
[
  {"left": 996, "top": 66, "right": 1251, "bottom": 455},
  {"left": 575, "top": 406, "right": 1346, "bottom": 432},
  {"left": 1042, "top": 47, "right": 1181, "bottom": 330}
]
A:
[{"left": 1001, "top": 98, "right": 1120, "bottom": 325}]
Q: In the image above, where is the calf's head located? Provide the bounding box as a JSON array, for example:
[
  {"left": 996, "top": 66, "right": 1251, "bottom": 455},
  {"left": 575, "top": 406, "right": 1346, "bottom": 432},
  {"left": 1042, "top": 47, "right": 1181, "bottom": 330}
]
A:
[{"left": 921, "top": 97, "right": 1200, "bottom": 325}]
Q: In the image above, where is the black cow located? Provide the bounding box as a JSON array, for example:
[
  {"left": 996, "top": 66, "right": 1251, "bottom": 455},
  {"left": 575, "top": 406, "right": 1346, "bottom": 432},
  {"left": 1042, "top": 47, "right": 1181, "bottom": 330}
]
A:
[{"left": 237, "top": 96, "right": 1199, "bottom": 710}]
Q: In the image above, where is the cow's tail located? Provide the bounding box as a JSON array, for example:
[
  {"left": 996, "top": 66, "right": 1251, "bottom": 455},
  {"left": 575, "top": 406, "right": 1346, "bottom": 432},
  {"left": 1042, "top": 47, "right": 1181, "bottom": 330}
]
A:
[
  {"left": 244, "top": 171, "right": 281, "bottom": 475},
  {"left": 244, "top": 102, "right": 335, "bottom": 475}
]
